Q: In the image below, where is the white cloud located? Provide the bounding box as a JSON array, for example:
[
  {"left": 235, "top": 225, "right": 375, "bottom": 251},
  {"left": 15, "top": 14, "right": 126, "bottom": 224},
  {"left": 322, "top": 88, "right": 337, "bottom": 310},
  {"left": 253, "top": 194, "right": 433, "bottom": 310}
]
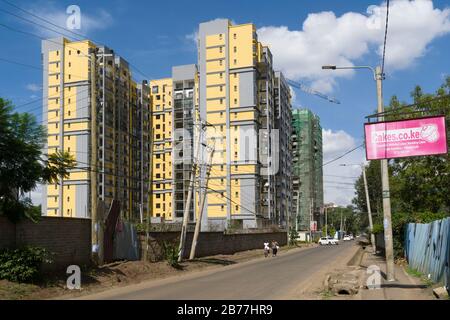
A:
[
  {"left": 24, "top": 3, "right": 113, "bottom": 38},
  {"left": 30, "top": 184, "right": 43, "bottom": 206},
  {"left": 258, "top": 0, "right": 450, "bottom": 93},
  {"left": 322, "top": 129, "right": 365, "bottom": 206},
  {"left": 26, "top": 83, "right": 41, "bottom": 92},
  {"left": 322, "top": 129, "right": 356, "bottom": 160},
  {"left": 289, "top": 86, "right": 297, "bottom": 105}
]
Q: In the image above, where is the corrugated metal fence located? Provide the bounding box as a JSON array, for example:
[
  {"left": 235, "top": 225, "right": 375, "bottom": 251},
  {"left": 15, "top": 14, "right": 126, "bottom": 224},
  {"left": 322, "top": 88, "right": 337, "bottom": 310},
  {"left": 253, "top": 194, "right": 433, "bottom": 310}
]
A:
[{"left": 405, "top": 217, "right": 450, "bottom": 290}]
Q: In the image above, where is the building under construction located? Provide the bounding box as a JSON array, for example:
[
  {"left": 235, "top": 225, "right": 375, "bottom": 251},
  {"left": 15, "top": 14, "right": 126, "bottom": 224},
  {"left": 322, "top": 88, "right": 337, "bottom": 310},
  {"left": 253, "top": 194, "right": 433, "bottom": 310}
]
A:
[{"left": 291, "top": 109, "right": 324, "bottom": 235}]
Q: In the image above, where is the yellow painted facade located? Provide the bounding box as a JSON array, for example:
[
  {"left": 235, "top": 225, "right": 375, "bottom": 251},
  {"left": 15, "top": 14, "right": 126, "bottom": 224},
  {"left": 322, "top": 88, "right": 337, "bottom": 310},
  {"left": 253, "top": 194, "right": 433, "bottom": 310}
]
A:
[
  {"left": 149, "top": 78, "right": 173, "bottom": 220},
  {"left": 42, "top": 37, "right": 150, "bottom": 220}
]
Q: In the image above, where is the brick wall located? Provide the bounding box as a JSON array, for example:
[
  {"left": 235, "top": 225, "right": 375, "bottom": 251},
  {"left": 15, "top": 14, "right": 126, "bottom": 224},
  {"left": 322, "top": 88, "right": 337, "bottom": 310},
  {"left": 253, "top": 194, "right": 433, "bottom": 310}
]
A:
[
  {"left": 141, "top": 231, "right": 287, "bottom": 261},
  {"left": 0, "top": 217, "right": 15, "bottom": 249},
  {"left": 0, "top": 216, "right": 91, "bottom": 271}
]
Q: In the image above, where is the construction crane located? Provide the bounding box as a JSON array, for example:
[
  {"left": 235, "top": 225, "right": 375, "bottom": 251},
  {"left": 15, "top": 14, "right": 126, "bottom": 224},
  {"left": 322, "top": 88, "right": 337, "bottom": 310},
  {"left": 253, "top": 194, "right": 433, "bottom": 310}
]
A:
[{"left": 287, "top": 78, "right": 340, "bottom": 104}]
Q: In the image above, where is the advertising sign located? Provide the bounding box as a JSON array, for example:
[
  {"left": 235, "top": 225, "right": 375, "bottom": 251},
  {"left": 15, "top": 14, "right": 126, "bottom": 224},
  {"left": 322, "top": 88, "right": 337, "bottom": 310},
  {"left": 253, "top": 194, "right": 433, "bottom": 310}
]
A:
[
  {"left": 310, "top": 221, "right": 317, "bottom": 232},
  {"left": 365, "top": 116, "right": 448, "bottom": 160}
]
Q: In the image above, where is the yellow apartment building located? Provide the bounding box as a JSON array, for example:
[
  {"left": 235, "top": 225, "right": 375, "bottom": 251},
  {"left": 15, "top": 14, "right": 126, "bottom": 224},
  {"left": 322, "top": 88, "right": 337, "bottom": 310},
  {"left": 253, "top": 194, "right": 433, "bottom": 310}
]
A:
[{"left": 41, "top": 37, "right": 150, "bottom": 221}]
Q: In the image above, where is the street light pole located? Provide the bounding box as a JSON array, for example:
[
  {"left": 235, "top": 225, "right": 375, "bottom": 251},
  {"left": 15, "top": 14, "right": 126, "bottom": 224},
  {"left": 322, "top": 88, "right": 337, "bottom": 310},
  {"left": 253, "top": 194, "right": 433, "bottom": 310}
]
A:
[
  {"left": 322, "top": 64, "right": 395, "bottom": 281},
  {"left": 375, "top": 66, "right": 395, "bottom": 281},
  {"left": 340, "top": 163, "right": 376, "bottom": 254},
  {"left": 361, "top": 164, "right": 377, "bottom": 254}
]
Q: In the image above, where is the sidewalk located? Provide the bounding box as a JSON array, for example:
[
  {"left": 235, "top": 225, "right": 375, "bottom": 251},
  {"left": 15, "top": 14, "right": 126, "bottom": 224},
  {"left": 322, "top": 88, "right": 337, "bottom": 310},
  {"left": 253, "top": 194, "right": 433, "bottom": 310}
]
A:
[{"left": 357, "top": 247, "right": 434, "bottom": 300}]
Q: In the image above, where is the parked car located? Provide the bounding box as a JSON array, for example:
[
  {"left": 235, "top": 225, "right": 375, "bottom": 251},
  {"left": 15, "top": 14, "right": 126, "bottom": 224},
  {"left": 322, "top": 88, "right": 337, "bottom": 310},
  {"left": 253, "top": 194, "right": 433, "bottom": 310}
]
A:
[
  {"left": 343, "top": 235, "right": 351, "bottom": 241},
  {"left": 318, "top": 237, "right": 339, "bottom": 245}
]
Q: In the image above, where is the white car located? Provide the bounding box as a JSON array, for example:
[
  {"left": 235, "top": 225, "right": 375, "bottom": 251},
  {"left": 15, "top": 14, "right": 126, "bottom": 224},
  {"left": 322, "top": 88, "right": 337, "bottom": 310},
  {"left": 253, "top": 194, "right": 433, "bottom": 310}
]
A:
[
  {"left": 318, "top": 237, "right": 339, "bottom": 245},
  {"left": 343, "top": 235, "right": 351, "bottom": 241}
]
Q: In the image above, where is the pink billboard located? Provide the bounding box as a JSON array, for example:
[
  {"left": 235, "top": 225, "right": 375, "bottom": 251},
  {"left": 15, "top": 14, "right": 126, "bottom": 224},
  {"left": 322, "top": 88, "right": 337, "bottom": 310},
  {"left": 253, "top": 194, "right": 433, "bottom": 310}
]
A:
[{"left": 365, "top": 116, "right": 448, "bottom": 160}]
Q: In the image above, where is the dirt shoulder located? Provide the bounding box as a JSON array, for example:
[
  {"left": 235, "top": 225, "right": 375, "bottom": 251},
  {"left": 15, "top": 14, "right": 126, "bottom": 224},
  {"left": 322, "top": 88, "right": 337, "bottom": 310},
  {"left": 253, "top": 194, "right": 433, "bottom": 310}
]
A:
[{"left": 0, "top": 243, "right": 317, "bottom": 300}]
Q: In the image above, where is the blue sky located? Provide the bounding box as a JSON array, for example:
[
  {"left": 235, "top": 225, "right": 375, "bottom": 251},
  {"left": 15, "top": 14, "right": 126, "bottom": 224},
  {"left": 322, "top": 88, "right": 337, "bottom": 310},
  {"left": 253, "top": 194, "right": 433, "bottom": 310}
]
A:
[{"left": 1, "top": 0, "right": 449, "bottom": 205}]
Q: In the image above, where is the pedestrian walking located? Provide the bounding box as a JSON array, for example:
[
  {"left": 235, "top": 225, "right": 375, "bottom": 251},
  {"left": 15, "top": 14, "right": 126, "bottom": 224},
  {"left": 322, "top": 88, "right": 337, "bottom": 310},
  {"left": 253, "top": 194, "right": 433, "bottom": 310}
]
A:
[
  {"left": 263, "top": 241, "right": 270, "bottom": 258},
  {"left": 271, "top": 240, "right": 279, "bottom": 257}
]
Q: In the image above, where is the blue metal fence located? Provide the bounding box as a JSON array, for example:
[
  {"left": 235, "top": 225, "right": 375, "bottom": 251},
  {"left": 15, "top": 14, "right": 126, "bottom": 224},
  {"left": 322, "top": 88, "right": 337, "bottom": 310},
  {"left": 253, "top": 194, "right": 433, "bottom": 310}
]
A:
[{"left": 405, "top": 217, "right": 450, "bottom": 290}]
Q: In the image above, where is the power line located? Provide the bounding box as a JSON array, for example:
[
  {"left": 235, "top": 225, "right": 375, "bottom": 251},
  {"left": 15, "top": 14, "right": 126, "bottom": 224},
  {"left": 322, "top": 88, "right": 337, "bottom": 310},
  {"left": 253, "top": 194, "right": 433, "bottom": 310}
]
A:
[
  {"left": 0, "top": 3, "right": 153, "bottom": 81},
  {"left": 322, "top": 144, "right": 364, "bottom": 167},
  {"left": 0, "top": 0, "right": 85, "bottom": 40},
  {"left": 366, "top": 94, "right": 450, "bottom": 119},
  {"left": 381, "top": 0, "right": 390, "bottom": 75}
]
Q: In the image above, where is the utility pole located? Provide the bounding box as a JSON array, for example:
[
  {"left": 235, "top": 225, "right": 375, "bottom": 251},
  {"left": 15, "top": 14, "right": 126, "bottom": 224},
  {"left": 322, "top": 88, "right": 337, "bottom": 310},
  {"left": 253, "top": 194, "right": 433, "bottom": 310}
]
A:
[
  {"left": 189, "top": 142, "right": 215, "bottom": 260},
  {"left": 325, "top": 206, "right": 328, "bottom": 237},
  {"left": 144, "top": 127, "right": 154, "bottom": 262},
  {"left": 90, "top": 50, "right": 98, "bottom": 264},
  {"left": 376, "top": 66, "right": 395, "bottom": 281},
  {"left": 362, "top": 164, "right": 377, "bottom": 254},
  {"left": 178, "top": 121, "right": 204, "bottom": 262}
]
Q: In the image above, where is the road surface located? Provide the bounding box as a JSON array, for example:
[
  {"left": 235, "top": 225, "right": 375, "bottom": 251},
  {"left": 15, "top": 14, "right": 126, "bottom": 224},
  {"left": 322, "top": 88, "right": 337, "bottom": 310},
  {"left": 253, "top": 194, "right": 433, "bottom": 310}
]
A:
[{"left": 82, "top": 241, "right": 357, "bottom": 300}]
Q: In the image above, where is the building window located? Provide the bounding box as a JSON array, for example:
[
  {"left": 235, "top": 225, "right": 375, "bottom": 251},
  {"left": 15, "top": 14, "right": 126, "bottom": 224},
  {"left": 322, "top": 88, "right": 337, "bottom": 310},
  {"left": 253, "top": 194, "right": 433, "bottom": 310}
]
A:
[
  {"left": 219, "top": 98, "right": 223, "bottom": 105},
  {"left": 219, "top": 86, "right": 223, "bottom": 92},
  {"left": 235, "top": 179, "right": 238, "bottom": 185},
  {"left": 221, "top": 205, "right": 224, "bottom": 211},
  {"left": 235, "top": 205, "right": 239, "bottom": 211},
  {"left": 234, "top": 85, "right": 237, "bottom": 92},
  {"left": 69, "top": 50, "right": 71, "bottom": 55},
  {"left": 156, "top": 203, "right": 161, "bottom": 209},
  {"left": 233, "top": 46, "right": 237, "bottom": 53},
  {"left": 219, "top": 33, "right": 223, "bottom": 40},
  {"left": 67, "top": 196, "right": 70, "bottom": 202},
  {"left": 68, "top": 62, "right": 71, "bottom": 67},
  {"left": 219, "top": 60, "right": 222, "bottom": 66},
  {"left": 152, "top": 86, "right": 158, "bottom": 94},
  {"left": 219, "top": 47, "right": 222, "bottom": 53},
  {"left": 56, "top": 51, "right": 59, "bottom": 56},
  {"left": 233, "top": 59, "right": 237, "bottom": 65},
  {"left": 235, "top": 192, "right": 239, "bottom": 198},
  {"left": 233, "top": 33, "right": 236, "bottom": 39},
  {"left": 219, "top": 73, "right": 223, "bottom": 78}
]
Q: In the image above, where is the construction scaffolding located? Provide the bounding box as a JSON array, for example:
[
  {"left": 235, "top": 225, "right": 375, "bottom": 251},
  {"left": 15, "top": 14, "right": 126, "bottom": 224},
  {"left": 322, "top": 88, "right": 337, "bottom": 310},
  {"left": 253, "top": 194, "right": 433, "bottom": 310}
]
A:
[{"left": 291, "top": 109, "right": 324, "bottom": 232}]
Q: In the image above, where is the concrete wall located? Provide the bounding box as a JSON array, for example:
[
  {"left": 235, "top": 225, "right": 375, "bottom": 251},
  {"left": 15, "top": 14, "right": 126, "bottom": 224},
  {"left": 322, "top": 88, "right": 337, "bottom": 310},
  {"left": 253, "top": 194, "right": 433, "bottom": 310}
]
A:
[
  {"left": 0, "top": 216, "right": 91, "bottom": 271},
  {"left": 141, "top": 231, "right": 287, "bottom": 261}
]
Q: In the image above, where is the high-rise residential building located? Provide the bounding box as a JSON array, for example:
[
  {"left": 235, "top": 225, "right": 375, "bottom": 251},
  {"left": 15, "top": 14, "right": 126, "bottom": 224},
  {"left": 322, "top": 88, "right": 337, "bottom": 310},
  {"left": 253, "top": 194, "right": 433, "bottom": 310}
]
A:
[
  {"left": 274, "top": 71, "right": 293, "bottom": 228},
  {"left": 291, "top": 109, "right": 324, "bottom": 233},
  {"left": 196, "top": 18, "right": 291, "bottom": 230},
  {"left": 41, "top": 37, "right": 150, "bottom": 220},
  {"left": 149, "top": 65, "right": 199, "bottom": 222}
]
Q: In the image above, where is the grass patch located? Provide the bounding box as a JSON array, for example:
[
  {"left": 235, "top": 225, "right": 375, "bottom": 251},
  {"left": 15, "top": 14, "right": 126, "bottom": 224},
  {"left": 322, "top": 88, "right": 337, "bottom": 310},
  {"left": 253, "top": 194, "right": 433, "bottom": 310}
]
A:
[
  {"left": 406, "top": 266, "right": 434, "bottom": 287},
  {"left": 320, "top": 290, "right": 334, "bottom": 300}
]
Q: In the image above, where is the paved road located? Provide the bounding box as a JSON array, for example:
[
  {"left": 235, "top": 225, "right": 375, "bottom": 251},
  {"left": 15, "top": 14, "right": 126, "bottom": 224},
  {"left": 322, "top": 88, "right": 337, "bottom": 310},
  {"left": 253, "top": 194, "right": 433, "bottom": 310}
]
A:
[{"left": 82, "top": 242, "right": 357, "bottom": 300}]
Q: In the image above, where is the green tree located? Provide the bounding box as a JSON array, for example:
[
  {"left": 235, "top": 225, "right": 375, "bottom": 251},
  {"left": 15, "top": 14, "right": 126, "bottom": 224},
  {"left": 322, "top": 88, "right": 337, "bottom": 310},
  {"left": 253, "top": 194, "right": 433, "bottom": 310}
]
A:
[
  {"left": 0, "top": 98, "right": 76, "bottom": 222},
  {"left": 352, "top": 161, "right": 383, "bottom": 215}
]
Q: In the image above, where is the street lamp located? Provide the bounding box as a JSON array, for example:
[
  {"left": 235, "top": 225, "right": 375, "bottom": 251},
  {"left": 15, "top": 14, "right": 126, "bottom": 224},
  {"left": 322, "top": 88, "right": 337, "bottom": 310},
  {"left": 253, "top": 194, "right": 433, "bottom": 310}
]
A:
[
  {"left": 323, "top": 64, "right": 395, "bottom": 281},
  {"left": 340, "top": 163, "right": 376, "bottom": 254}
]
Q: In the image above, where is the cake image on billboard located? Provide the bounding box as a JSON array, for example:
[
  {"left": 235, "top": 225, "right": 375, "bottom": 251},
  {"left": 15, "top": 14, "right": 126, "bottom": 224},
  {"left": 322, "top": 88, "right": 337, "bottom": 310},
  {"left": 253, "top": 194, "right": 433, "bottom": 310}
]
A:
[{"left": 420, "top": 124, "right": 439, "bottom": 143}]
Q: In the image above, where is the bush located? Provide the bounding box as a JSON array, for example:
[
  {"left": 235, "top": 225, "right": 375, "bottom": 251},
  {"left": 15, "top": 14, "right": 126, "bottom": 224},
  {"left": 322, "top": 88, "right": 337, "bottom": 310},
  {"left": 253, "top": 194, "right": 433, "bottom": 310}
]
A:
[
  {"left": 289, "top": 227, "right": 299, "bottom": 246},
  {"left": 161, "top": 241, "right": 180, "bottom": 268},
  {"left": 371, "top": 223, "right": 384, "bottom": 234},
  {"left": 0, "top": 246, "right": 53, "bottom": 283}
]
